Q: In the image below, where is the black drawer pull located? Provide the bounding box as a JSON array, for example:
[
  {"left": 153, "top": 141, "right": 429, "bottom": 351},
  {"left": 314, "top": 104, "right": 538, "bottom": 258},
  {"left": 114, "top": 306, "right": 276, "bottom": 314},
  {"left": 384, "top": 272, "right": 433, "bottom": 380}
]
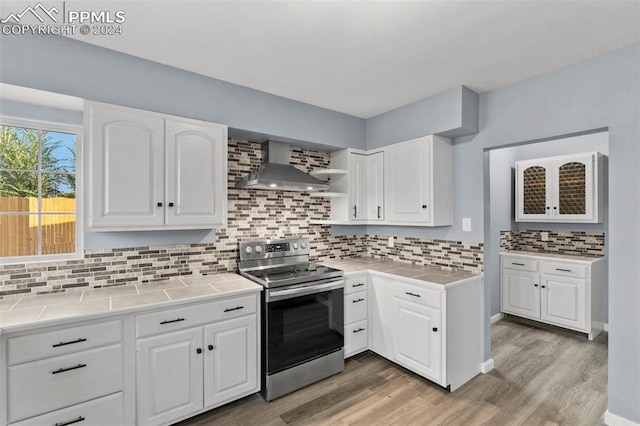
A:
[
  {"left": 208, "top": 344, "right": 215, "bottom": 351},
  {"left": 156, "top": 202, "right": 163, "bottom": 207},
  {"left": 512, "top": 262, "right": 525, "bottom": 266},
  {"left": 52, "top": 338, "right": 87, "bottom": 348},
  {"left": 352, "top": 283, "right": 365, "bottom": 288},
  {"left": 160, "top": 318, "right": 185, "bottom": 325},
  {"left": 55, "top": 416, "right": 86, "bottom": 426},
  {"left": 224, "top": 306, "right": 244, "bottom": 312},
  {"left": 432, "top": 327, "right": 438, "bottom": 332},
  {"left": 406, "top": 292, "right": 421, "bottom": 298},
  {"left": 534, "top": 284, "right": 538, "bottom": 287},
  {"left": 555, "top": 268, "right": 572, "bottom": 272},
  {"left": 168, "top": 202, "right": 175, "bottom": 207},
  {"left": 52, "top": 364, "right": 87, "bottom": 375},
  {"left": 353, "top": 328, "right": 365, "bottom": 333},
  {"left": 196, "top": 348, "right": 203, "bottom": 354},
  {"left": 352, "top": 298, "right": 365, "bottom": 303}
]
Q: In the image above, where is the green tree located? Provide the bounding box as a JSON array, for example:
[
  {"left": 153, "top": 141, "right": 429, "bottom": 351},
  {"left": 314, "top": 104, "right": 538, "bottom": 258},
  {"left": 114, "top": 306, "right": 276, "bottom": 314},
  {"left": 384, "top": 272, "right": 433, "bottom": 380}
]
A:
[{"left": 0, "top": 126, "right": 72, "bottom": 198}]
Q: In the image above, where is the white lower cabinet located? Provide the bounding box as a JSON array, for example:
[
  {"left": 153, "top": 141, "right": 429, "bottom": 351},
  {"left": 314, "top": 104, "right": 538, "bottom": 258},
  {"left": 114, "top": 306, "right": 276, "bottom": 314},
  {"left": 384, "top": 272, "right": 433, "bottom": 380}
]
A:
[
  {"left": 500, "top": 253, "right": 604, "bottom": 339},
  {"left": 343, "top": 273, "right": 369, "bottom": 358},
  {"left": 368, "top": 272, "right": 482, "bottom": 391},
  {"left": 136, "top": 296, "right": 259, "bottom": 426}
]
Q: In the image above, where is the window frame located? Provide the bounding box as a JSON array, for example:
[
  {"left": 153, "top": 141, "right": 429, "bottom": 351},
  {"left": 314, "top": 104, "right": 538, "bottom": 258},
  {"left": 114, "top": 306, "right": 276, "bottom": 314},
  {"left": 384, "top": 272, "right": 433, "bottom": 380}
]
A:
[{"left": 0, "top": 117, "right": 83, "bottom": 264}]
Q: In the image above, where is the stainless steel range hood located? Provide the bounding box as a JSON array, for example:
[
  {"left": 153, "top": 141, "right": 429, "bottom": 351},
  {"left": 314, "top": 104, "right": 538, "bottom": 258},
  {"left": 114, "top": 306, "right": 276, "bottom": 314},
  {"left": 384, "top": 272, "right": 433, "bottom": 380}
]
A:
[{"left": 236, "top": 140, "right": 329, "bottom": 191}]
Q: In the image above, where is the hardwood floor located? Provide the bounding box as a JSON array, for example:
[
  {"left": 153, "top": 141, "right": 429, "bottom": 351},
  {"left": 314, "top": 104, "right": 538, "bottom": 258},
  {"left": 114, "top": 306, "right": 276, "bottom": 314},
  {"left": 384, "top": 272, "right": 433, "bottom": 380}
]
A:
[{"left": 178, "top": 319, "right": 608, "bottom": 426}]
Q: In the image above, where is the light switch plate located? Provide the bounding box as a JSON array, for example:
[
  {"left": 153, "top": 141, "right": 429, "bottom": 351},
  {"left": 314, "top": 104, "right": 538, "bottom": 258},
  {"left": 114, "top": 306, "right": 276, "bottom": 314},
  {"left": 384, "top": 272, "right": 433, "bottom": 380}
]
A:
[
  {"left": 541, "top": 231, "right": 549, "bottom": 241},
  {"left": 388, "top": 236, "right": 394, "bottom": 248},
  {"left": 462, "top": 218, "right": 472, "bottom": 232}
]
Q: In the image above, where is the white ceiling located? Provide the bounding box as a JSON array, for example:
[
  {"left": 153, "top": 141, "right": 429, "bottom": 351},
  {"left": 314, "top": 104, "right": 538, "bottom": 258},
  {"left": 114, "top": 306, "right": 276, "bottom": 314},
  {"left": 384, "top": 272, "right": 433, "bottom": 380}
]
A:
[{"left": 65, "top": 0, "right": 640, "bottom": 118}]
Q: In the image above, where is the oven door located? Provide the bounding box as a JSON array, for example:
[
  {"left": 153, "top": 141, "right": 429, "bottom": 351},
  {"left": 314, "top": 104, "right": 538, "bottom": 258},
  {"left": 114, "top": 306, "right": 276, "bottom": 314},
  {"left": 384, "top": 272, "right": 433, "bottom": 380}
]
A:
[{"left": 264, "top": 279, "right": 344, "bottom": 376}]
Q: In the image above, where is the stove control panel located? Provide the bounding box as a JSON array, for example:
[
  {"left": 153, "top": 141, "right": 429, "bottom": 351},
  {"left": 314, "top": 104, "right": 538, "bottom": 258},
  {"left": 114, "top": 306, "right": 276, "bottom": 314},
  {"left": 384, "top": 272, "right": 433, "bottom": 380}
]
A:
[{"left": 239, "top": 238, "right": 310, "bottom": 261}]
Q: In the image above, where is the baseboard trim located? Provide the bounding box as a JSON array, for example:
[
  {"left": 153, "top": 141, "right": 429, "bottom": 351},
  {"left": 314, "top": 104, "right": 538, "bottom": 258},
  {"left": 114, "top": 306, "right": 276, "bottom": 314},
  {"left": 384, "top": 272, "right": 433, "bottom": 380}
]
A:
[
  {"left": 480, "top": 358, "right": 494, "bottom": 374},
  {"left": 605, "top": 410, "right": 640, "bottom": 426},
  {"left": 491, "top": 313, "right": 504, "bottom": 324}
]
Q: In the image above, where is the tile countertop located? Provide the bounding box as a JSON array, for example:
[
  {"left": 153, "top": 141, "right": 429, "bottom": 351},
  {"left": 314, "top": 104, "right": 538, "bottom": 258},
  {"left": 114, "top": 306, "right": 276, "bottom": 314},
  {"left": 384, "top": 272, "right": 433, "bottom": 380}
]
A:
[
  {"left": 319, "top": 257, "right": 482, "bottom": 286},
  {"left": 0, "top": 273, "right": 262, "bottom": 333},
  {"left": 499, "top": 250, "right": 604, "bottom": 263}
]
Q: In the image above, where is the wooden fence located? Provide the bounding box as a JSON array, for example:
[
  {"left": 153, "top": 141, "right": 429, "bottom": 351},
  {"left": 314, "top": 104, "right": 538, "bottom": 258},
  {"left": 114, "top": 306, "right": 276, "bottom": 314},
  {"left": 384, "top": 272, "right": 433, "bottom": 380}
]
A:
[{"left": 0, "top": 197, "right": 76, "bottom": 257}]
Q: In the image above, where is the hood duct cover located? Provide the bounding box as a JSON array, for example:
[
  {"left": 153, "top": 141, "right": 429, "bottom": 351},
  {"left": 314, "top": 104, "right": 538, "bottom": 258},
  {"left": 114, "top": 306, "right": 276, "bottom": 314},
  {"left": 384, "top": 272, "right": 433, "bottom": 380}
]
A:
[{"left": 236, "top": 140, "right": 330, "bottom": 191}]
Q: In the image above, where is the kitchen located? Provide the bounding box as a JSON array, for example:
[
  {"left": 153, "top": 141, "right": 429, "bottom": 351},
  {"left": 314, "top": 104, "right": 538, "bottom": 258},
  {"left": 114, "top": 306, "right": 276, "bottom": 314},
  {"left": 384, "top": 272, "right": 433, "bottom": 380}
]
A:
[{"left": 0, "top": 1, "right": 639, "bottom": 425}]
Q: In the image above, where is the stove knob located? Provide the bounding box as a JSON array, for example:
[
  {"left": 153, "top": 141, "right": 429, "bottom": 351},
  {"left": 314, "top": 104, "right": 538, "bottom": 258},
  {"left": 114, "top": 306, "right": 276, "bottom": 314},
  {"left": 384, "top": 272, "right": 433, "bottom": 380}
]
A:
[
  {"left": 293, "top": 243, "right": 298, "bottom": 249},
  {"left": 245, "top": 246, "right": 252, "bottom": 255},
  {"left": 255, "top": 246, "right": 263, "bottom": 254},
  {"left": 301, "top": 242, "right": 307, "bottom": 249}
]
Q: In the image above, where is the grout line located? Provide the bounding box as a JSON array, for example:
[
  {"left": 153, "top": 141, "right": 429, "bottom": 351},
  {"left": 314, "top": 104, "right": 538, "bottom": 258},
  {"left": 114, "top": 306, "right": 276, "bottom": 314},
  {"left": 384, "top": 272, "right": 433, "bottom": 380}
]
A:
[
  {"left": 36, "top": 305, "right": 46, "bottom": 320},
  {"left": 79, "top": 290, "right": 85, "bottom": 301},
  {"left": 8, "top": 298, "right": 21, "bottom": 311},
  {"left": 163, "top": 289, "right": 172, "bottom": 301},
  {"left": 108, "top": 297, "right": 112, "bottom": 311}
]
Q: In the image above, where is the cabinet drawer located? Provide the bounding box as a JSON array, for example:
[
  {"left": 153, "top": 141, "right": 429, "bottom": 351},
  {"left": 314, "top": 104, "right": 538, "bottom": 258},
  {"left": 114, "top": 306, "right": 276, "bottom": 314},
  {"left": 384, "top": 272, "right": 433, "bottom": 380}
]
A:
[
  {"left": 502, "top": 256, "right": 539, "bottom": 272},
  {"left": 136, "top": 295, "right": 257, "bottom": 338},
  {"left": 345, "top": 291, "right": 367, "bottom": 324},
  {"left": 344, "top": 274, "right": 368, "bottom": 294},
  {"left": 541, "top": 261, "right": 588, "bottom": 279},
  {"left": 394, "top": 282, "right": 442, "bottom": 309},
  {"left": 8, "top": 344, "right": 123, "bottom": 423},
  {"left": 7, "top": 319, "right": 122, "bottom": 365},
  {"left": 10, "top": 392, "right": 123, "bottom": 426},
  {"left": 345, "top": 320, "right": 368, "bottom": 356}
]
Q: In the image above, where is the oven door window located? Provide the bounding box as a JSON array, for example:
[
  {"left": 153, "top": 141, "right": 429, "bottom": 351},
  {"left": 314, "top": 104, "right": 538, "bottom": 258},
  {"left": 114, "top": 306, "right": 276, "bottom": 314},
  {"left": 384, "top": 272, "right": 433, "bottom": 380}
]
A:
[{"left": 266, "top": 288, "right": 344, "bottom": 375}]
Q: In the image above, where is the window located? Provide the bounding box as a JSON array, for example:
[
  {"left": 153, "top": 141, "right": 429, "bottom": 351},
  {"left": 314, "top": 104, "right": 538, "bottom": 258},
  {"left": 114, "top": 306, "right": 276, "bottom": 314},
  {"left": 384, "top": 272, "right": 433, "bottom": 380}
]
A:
[{"left": 0, "top": 120, "right": 81, "bottom": 262}]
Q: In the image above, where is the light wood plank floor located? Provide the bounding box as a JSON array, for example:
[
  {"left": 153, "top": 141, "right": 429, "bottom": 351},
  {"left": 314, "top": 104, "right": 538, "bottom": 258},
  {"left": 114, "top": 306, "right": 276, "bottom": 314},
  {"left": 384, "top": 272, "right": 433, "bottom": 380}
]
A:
[{"left": 178, "top": 318, "right": 608, "bottom": 426}]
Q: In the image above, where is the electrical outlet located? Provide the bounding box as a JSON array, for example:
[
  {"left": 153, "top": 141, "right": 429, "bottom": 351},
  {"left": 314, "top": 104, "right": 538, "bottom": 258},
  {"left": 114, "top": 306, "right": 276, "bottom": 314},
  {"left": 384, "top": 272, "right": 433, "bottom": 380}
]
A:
[
  {"left": 541, "top": 231, "right": 549, "bottom": 241},
  {"left": 462, "top": 218, "right": 472, "bottom": 232},
  {"left": 388, "top": 236, "right": 394, "bottom": 248}
]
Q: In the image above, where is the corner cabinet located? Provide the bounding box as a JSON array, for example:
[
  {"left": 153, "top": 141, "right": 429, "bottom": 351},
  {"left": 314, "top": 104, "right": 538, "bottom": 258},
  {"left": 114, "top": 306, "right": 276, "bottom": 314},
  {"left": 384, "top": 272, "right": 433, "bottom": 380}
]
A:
[
  {"left": 515, "top": 152, "right": 603, "bottom": 223},
  {"left": 500, "top": 253, "right": 605, "bottom": 339},
  {"left": 85, "top": 101, "right": 228, "bottom": 231}
]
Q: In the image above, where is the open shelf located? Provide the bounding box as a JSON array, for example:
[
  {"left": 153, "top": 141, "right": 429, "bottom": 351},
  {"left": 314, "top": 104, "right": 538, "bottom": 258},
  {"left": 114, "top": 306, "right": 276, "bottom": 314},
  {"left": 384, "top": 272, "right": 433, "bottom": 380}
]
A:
[
  {"left": 309, "top": 219, "right": 352, "bottom": 225},
  {"left": 309, "top": 192, "right": 347, "bottom": 198},
  {"left": 309, "top": 169, "right": 348, "bottom": 177}
]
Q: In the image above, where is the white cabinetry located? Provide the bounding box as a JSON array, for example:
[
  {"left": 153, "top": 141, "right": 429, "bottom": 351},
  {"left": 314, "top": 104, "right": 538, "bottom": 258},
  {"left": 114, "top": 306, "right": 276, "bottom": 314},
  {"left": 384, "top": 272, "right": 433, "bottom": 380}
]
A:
[
  {"left": 86, "top": 101, "right": 227, "bottom": 231},
  {"left": 343, "top": 272, "right": 369, "bottom": 357},
  {"left": 500, "top": 253, "right": 604, "bottom": 339},
  {"left": 368, "top": 272, "right": 482, "bottom": 390},
  {"left": 384, "top": 135, "right": 452, "bottom": 226},
  {"left": 516, "top": 152, "right": 603, "bottom": 223},
  {"left": 135, "top": 294, "right": 259, "bottom": 426}
]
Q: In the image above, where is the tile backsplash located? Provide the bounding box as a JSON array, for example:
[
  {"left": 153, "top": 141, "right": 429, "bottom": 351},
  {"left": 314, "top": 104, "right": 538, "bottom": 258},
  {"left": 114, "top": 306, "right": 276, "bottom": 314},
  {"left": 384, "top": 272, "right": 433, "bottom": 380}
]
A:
[
  {"left": 0, "top": 139, "right": 484, "bottom": 299},
  {"left": 500, "top": 229, "right": 605, "bottom": 257}
]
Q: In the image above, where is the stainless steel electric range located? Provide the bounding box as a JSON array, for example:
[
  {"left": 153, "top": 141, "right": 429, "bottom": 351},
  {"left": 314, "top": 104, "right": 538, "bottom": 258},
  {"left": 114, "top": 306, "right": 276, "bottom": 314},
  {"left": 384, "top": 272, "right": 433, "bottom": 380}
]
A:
[{"left": 237, "top": 237, "right": 345, "bottom": 401}]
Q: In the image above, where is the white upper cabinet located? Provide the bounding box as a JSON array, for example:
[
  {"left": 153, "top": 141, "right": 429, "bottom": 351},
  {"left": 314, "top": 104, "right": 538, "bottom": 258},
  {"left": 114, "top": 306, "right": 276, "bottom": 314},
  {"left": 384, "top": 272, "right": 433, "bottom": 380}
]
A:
[
  {"left": 516, "top": 152, "right": 603, "bottom": 223},
  {"left": 86, "top": 102, "right": 228, "bottom": 231},
  {"left": 384, "top": 135, "right": 452, "bottom": 226},
  {"left": 366, "top": 151, "right": 384, "bottom": 221},
  {"left": 349, "top": 153, "right": 368, "bottom": 221}
]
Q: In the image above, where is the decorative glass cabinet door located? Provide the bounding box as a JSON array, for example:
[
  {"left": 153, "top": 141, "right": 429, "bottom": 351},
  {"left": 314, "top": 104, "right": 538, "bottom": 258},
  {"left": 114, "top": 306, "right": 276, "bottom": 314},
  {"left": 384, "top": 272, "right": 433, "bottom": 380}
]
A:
[
  {"left": 551, "top": 153, "right": 595, "bottom": 221},
  {"left": 516, "top": 160, "right": 552, "bottom": 221}
]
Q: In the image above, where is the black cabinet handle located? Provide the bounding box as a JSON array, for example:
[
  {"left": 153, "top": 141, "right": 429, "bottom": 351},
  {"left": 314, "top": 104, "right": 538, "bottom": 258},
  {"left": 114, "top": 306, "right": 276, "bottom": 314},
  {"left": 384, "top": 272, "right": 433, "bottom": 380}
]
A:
[
  {"left": 512, "top": 262, "right": 525, "bottom": 266},
  {"left": 353, "top": 328, "right": 365, "bottom": 333},
  {"left": 52, "top": 364, "right": 87, "bottom": 375},
  {"left": 553, "top": 207, "right": 557, "bottom": 210},
  {"left": 352, "top": 298, "right": 365, "bottom": 303},
  {"left": 208, "top": 344, "right": 214, "bottom": 351},
  {"left": 378, "top": 206, "right": 381, "bottom": 218},
  {"left": 541, "top": 285, "right": 546, "bottom": 288},
  {"left": 432, "top": 327, "right": 438, "bottom": 332},
  {"left": 405, "top": 292, "right": 420, "bottom": 298},
  {"left": 352, "top": 283, "right": 365, "bottom": 288},
  {"left": 196, "top": 348, "right": 202, "bottom": 354},
  {"left": 534, "top": 284, "right": 538, "bottom": 287},
  {"left": 52, "top": 338, "right": 87, "bottom": 348},
  {"left": 168, "top": 202, "right": 175, "bottom": 207},
  {"left": 55, "top": 416, "right": 86, "bottom": 426},
  {"left": 555, "top": 268, "right": 572, "bottom": 272},
  {"left": 160, "top": 318, "right": 185, "bottom": 325},
  {"left": 422, "top": 204, "right": 427, "bottom": 209},
  {"left": 546, "top": 206, "right": 550, "bottom": 210},
  {"left": 353, "top": 205, "right": 357, "bottom": 218},
  {"left": 157, "top": 202, "right": 163, "bottom": 207},
  {"left": 224, "top": 306, "right": 244, "bottom": 312}
]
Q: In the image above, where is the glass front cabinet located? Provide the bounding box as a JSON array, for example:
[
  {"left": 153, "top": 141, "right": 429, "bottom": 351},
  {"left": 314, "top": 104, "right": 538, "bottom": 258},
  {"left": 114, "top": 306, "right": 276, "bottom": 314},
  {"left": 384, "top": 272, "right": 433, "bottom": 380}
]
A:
[{"left": 516, "top": 152, "right": 603, "bottom": 223}]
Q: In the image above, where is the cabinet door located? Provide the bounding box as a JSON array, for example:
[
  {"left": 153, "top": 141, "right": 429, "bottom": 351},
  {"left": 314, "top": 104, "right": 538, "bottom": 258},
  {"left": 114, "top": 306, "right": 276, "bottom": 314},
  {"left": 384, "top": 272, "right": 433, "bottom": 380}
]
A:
[
  {"left": 392, "top": 298, "right": 442, "bottom": 384},
  {"left": 87, "top": 103, "right": 165, "bottom": 228},
  {"left": 165, "top": 119, "right": 227, "bottom": 227},
  {"left": 385, "top": 138, "right": 430, "bottom": 223},
  {"left": 551, "top": 153, "right": 595, "bottom": 222},
  {"left": 540, "top": 274, "right": 587, "bottom": 331},
  {"left": 136, "top": 328, "right": 204, "bottom": 426},
  {"left": 516, "top": 159, "right": 552, "bottom": 222},
  {"left": 501, "top": 269, "right": 540, "bottom": 318},
  {"left": 349, "top": 153, "right": 368, "bottom": 221},
  {"left": 367, "top": 151, "right": 384, "bottom": 221},
  {"left": 368, "top": 275, "right": 395, "bottom": 359},
  {"left": 203, "top": 315, "right": 258, "bottom": 408}
]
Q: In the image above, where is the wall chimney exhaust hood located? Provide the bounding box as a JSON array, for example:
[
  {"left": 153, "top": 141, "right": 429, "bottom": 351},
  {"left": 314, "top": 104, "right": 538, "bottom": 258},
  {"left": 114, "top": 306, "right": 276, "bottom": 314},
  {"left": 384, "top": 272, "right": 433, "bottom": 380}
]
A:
[{"left": 236, "top": 140, "right": 329, "bottom": 191}]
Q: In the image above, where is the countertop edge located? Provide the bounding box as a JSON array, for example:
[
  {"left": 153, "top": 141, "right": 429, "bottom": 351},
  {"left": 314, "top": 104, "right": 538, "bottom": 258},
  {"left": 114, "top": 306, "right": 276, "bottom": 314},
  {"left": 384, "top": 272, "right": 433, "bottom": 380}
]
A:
[{"left": 499, "top": 250, "right": 605, "bottom": 263}]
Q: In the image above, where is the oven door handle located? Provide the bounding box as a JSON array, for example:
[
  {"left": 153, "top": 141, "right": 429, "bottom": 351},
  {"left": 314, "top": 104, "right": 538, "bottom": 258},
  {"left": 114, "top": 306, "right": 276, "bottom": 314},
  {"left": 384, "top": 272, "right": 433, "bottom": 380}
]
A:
[{"left": 266, "top": 279, "right": 344, "bottom": 302}]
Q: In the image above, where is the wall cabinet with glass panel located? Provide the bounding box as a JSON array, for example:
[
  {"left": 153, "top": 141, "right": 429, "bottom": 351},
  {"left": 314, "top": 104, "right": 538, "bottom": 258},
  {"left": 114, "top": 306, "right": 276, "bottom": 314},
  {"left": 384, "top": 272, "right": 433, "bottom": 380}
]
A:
[{"left": 515, "top": 152, "right": 603, "bottom": 223}]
